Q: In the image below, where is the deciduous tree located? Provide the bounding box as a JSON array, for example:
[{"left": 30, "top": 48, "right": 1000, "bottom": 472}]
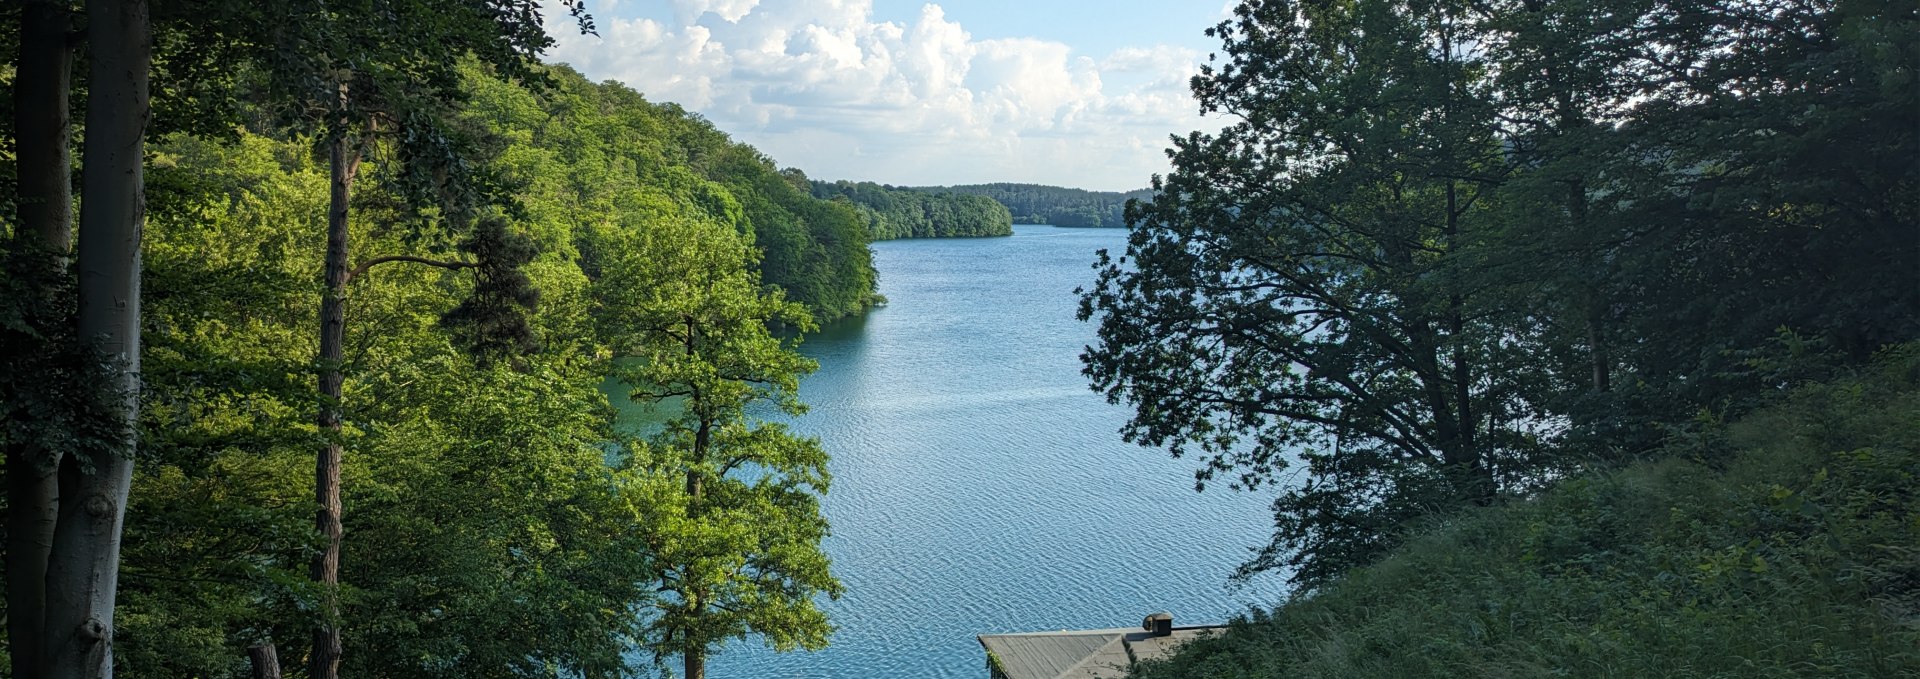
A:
[
  {"left": 1080, "top": 0, "right": 1552, "bottom": 586},
  {"left": 40, "top": 1, "right": 150, "bottom": 676},
  {"left": 598, "top": 213, "right": 841, "bottom": 679}
]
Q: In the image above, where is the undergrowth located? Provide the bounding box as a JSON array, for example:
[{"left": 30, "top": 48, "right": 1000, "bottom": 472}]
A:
[{"left": 1134, "top": 347, "right": 1920, "bottom": 678}]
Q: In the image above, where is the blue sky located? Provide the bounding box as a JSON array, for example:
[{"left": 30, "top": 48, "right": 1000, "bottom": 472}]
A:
[
  {"left": 543, "top": 1, "right": 1233, "bottom": 191},
  {"left": 775, "top": 1, "right": 1221, "bottom": 59}
]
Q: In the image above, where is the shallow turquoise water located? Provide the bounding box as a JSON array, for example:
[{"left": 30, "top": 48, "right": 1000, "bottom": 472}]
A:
[{"left": 615, "top": 225, "right": 1288, "bottom": 677}]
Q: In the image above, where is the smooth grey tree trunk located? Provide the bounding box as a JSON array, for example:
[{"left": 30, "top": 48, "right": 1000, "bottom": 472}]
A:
[
  {"left": 7, "top": 1, "right": 75, "bottom": 676},
  {"left": 43, "top": 0, "right": 148, "bottom": 677},
  {"left": 310, "top": 98, "right": 360, "bottom": 679}
]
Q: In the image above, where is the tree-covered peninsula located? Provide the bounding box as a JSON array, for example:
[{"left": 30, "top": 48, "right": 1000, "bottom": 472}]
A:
[
  {"left": 910, "top": 183, "right": 1153, "bottom": 227},
  {"left": 809, "top": 178, "right": 1013, "bottom": 239}
]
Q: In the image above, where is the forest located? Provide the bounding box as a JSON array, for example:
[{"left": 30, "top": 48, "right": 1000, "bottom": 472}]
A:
[
  {"left": 909, "top": 183, "right": 1153, "bottom": 228},
  {"left": 1079, "top": 0, "right": 1919, "bottom": 675},
  {"left": 0, "top": 2, "right": 868, "bottom": 676},
  {"left": 807, "top": 179, "right": 1013, "bottom": 240}
]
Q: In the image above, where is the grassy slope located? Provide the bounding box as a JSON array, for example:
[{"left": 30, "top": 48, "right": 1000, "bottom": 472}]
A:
[{"left": 1135, "top": 350, "right": 1920, "bottom": 678}]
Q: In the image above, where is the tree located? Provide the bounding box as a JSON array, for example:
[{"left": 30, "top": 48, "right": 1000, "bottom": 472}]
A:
[
  {"left": 5, "top": 6, "right": 896, "bottom": 675},
  {"left": 1084, "top": 0, "right": 1918, "bottom": 589},
  {"left": 1474, "top": 0, "right": 1920, "bottom": 449},
  {"left": 703, "top": 152, "right": 879, "bottom": 320},
  {"left": 221, "top": 3, "right": 588, "bottom": 673},
  {"left": 1474, "top": 0, "right": 1648, "bottom": 397},
  {"left": 35, "top": 0, "right": 150, "bottom": 676},
  {"left": 1575, "top": 0, "right": 1920, "bottom": 434},
  {"left": 113, "top": 119, "right": 651, "bottom": 678},
  {"left": 1080, "top": 0, "right": 1553, "bottom": 586},
  {"left": 595, "top": 212, "right": 841, "bottom": 679},
  {"left": 2, "top": 2, "right": 585, "bottom": 673},
  {"left": 5, "top": 1, "right": 268, "bottom": 671},
  {"left": 4, "top": 2, "right": 77, "bottom": 675}
]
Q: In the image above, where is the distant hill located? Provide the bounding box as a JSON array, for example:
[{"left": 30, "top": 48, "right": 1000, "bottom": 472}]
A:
[
  {"left": 808, "top": 179, "right": 1013, "bottom": 240},
  {"left": 906, "top": 183, "right": 1155, "bottom": 228}
]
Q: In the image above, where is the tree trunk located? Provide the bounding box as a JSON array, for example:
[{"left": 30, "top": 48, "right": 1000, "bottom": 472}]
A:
[
  {"left": 687, "top": 419, "right": 710, "bottom": 499},
  {"left": 7, "top": 446, "right": 61, "bottom": 679},
  {"left": 13, "top": 0, "right": 72, "bottom": 253},
  {"left": 1449, "top": 308, "right": 1491, "bottom": 505},
  {"left": 1587, "top": 303, "right": 1610, "bottom": 393},
  {"left": 1569, "top": 177, "right": 1608, "bottom": 394},
  {"left": 43, "top": 0, "right": 148, "bottom": 677},
  {"left": 685, "top": 318, "right": 709, "bottom": 501},
  {"left": 1442, "top": 179, "right": 1493, "bottom": 506},
  {"left": 1520, "top": 0, "right": 1609, "bottom": 395},
  {"left": 248, "top": 643, "right": 282, "bottom": 679},
  {"left": 683, "top": 647, "right": 704, "bottom": 679},
  {"left": 310, "top": 107, "right": 360, "bottom": 679},
  {"left": 8, "top": 5, "right": 76, "bottom": 675}
]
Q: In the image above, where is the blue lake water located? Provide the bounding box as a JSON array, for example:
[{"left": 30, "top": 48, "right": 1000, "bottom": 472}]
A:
[{"left": 615, "top": 225, "right": 1289, "bottom": 677}]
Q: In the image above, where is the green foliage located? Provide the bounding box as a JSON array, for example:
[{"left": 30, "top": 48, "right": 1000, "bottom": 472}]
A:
[
  {"left": 1082, "top": 0, "right": 1919, "bottom": 585},
  {"left": 0, "top": 239, "right": 134, "bottom": 473},
  {"left": 115, "top": 129, "right": 650, "bottom": 677},
  {"left": 115, "top": 132, "right": 339, "bottom": 674},
  {"left": 468, "top": 64, "right": 877, "bottom": 322},
  {"left": 910, "top": 182, "right": 1152, "bottom": 227},
  {"left": 809, "top": 179, "right": 1013, "bottom": 239},
  {"left": 715, "top": 163, "right": 878, "bottom": 321},
  {"left": 598, "top": 203, "right": 843, "bottom": 670},
  {"left": 1083, "top": 0, "right": 1548, "bottom": 586},
  {"left": 438, "top": 216, "right": 542, "bottom": 361},
  {"left": 14, "top": 50, "right": 869, "bottom": 675},
  {"left": 1536, "top": 0, "right": 1920, "bottom": 448},
  {"left": 1131, "top": 347, "right": 1920, "bottom": 678}
]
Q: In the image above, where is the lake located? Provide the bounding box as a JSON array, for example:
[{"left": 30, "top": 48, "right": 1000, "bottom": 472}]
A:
[{"left": 613, "top": 224, "right": 1289, "bottom": 677}]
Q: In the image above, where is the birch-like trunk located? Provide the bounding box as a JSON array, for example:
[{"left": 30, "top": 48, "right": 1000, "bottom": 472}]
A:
[{"left": 43, "top": 0, "right": 148, "bottom": 676}]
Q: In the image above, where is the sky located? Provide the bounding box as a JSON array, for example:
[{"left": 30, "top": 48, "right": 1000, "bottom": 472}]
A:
[{"left": 540, "top": 1, "right": 1235, "bottom": 191}]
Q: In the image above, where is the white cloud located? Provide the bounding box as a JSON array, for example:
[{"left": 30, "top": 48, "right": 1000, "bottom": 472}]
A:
[
  {"left": 671, "top": 0, "right": 761, "bottom": 24},
  {"left": 542, "top": 0, "right": 1215, "bottom": 190}
]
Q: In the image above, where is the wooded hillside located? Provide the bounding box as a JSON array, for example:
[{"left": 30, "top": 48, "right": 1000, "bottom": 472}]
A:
[
  {"left": 1132, "top": 349, "right": 1920, "bottom": 677},
  {"left": 911, "top": 183, "right": 1153, "bottom": 227},
  {"left": 809, "top": 179, "right": 1013, "bottom": 239},
  {"left": 2, "top": 52, "right": 861, "bottom": 676},
  {"left": 1080, "top": 0, "right": 1917, "bottom": 674}
]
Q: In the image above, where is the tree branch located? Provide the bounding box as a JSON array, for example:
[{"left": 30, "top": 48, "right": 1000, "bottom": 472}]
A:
[{"left": 345, "top": 254, "right": 477, "bottom": 285}]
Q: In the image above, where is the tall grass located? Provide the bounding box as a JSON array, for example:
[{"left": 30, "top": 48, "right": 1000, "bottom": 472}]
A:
[{"left": 1134, "top": 348, "right": 1920, "bottom": 678}]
